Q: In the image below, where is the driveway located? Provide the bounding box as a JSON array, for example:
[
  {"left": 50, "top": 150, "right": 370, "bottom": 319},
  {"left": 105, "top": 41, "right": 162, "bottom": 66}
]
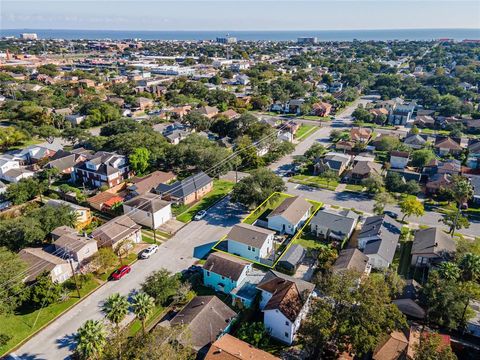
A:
[{"left": 12, "top": 197, "right": 247, "bottom": 360}]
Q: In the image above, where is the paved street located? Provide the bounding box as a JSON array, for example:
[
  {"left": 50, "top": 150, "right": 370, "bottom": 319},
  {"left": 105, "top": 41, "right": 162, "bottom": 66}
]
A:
[{"left": 12, "top": 197, "right": 247, "bottom": 360}]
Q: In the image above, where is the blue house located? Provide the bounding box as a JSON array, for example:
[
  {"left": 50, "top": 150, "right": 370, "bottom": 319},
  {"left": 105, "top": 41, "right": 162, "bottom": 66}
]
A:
[
  {"left": 226, "top": 223, "right": 275, "bottom": 262},
  {"left": 203, "top": 252, "right": 252, "bottom": 294}
]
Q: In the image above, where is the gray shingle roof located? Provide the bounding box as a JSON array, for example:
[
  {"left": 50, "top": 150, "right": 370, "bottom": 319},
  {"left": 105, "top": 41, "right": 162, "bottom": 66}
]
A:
[
  {"left": 412, "top": 227, "right": 456, "bottom": 256},
  {"left": 156, "top": 171, "right": 212, "bottom": 199},
  {"left": 310, "top": 209, "right": 358, "bottom": 239},
  {"left": 333, "top": 248, "right": 369, "bottom": 273},
  {"left": 226, "top": 223, "right": 274, "bottom": 248},
  {"left": 203, "top": 252, "right": 251, "bottom": 281},
  {"left": 267, "top": 196, "right": 311, "bottom": 225}
]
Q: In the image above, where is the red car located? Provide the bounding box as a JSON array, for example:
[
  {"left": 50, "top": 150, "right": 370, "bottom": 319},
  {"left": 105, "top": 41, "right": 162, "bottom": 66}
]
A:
[{"left": 111, "top": 265, "right": 131, "bottom": 280}]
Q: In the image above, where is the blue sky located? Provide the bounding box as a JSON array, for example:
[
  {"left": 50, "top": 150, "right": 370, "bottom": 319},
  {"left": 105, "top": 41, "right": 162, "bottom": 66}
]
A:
[{"left": 2, "top": 1, "right": 479, "bottom": 30}]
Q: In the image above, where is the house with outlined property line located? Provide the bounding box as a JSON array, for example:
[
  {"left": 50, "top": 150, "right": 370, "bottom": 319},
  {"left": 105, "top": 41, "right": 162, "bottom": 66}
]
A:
[{"left": 226, "top": 223, "right": 275, "bottom": 262}]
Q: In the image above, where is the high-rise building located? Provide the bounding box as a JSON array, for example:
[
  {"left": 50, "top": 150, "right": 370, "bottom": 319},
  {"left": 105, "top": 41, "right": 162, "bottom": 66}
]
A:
[
  {"left": 216, "top": 36, "right": 237, "bottom": 44},
  {"left": 20, "top": 33, "right": 38, "bottom": 40},
  {"left": 297, "top": 37, "right": 318, "bottom": 45}
]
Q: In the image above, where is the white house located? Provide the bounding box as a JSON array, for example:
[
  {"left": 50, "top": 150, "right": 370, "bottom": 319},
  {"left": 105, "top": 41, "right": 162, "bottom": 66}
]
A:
[
  {"left": 267, "top": 196, "right": 311, "bottom": 235},
  {"left": 0, "top": 156, "right": 20, "bottom": 177},
  {"left": 0, "top": 155, "right": 34, "bottom": 183},
  {"left": 65, "top": 114, "right": 86, "bottom": 126},
  {"left": 390, "top": 151, "right": 410, "bottom": 169},
  {"left": 123, "top": 193, "right": 172, "bottom": 229},
  {"left": 257, "top": 271, "right": 315, "bottom": 345},
  {"left": 226, "top": 223, "right": 275, "bottom": 262}
]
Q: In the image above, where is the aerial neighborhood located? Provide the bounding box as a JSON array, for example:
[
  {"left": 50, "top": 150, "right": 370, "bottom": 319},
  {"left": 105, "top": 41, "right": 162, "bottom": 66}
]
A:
[{"left": 0, "top": 30, "right": 479, "bottom": 360}]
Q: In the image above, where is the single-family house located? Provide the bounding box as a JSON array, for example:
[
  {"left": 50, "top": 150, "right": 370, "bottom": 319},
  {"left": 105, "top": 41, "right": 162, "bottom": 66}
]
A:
[
  {"left": 350, "top": 161, "right": 383, "bottom": 182},
  {"left": 426, "top": 173, "right": 452, "bottom": 194},
  {"left": 413, "top": 115, "right": 435, "bottom": 129},
  {"left": 46, "top": 199, "right": 92, "bottom": 229},
  {"left": 45, "top": 149, "right": 89, "bottom": 174},
  {"left": 333, "top": 248, "right": 371, "bottom": 276},
  {"left": 411, "top": 227, "right": 456, "bottom": 267},
  {"left": 72, "top": 151, "right": 130, "bottom": 188},
  {"left": 467, "top": 300, "right": 480, "bottom": 338},
  {"left": 19, "top": 247, "right": 74, "bottom": 283},
  {"left": 434, "top": 137, "right": 463, "bottom": 156},
  {"left": 135, "top": 97, "right": 154, "bottom": 110},
  {"left": 393, "top": 280, "right": 426, "bottom": 320},
  {"left": 203, "top": 252, "right": 252, "bottom": 295},
  {"left": 257, "top": 271, "right": 315, "bottom": 345},
  {"left": 313, "top": 152, "right": 351, "bottom": 175},
  {"left": 226, "top": 223, "right": 275, "bottom": 262},
  {"left": 16, "top": 145, "right": 57, "bottom": 164},
  {"left": 389, "top": 104, "right": 415, "bottom": 125},
  {"left": 335, "top": 140, "right": 355, "bottom": 152},
  {"left": 390, "top": 151, "right": 410, "bottom": 169},
  {"left": 358, "top": 215, "right": 401, "bottom": 269},
  {"left": 219, "top": 109, "right": 240, "bottom": 120},
  {"left": 311, "top": 102, "right": 332, "bottom": 117},
  {"left": 155, "top": 171, "right": 213, "bottom": 205},
  {"left": 267, "top": 196, "right": 311, "bottom": 235},
  {"left": 91, "top": 215, "right": 142, "bottom": 249},
  {"left": 169, "top": 295, "right": 237, "bottom": 353},
  {"left": 310, "top": 208, "right": 358, "bottom": 242},
  {"left": 52, "top": 226, "right": 98, "bottom": 263},
  {"left": 123, "top": 193, "right": 172, "bottom": 229},
  {"left": 403, "top": 135, "right": 427, "bottom": 150},
  {"left": 127, "top": 170, "right": 176, "bottom": 197},
  {"left": 0, "top": 167, "right": 34, "bottom": 183},
  {"left": 65, "top": 114, "right": 86, "bottom": 126},
  {"left": 350, "top": 127, "right": 372, "bottom": 143},
  {"left": 205, "top": 334, "right": 279, "bottom": 360},
  {"left": 372, "top": 331, "right": 409, "bottom": 360},
  {"left": 198, "top": 106, "right": 219, "bottom": 119},
  {"left": 467, "top": 141, "right": 480, "bottom": 169}
]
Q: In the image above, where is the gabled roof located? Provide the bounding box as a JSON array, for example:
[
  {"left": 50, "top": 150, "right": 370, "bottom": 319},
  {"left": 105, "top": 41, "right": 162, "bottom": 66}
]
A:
[
  {"left": 411, "top": 227, "right": 456, "bottom": 256},
  {"left": 203, "top": 252, "right": 251, "bottom": 281},
  {"left": 351, "top": 161, "right": 382, "bottom": 176},
  {"left": 373, "top": 331, "right": 408, "bottom": 360},
  {"left": 263, "top": 281, "right": 304, "bottom": 322},
  {"left": 267, "top": 196, "right": 311, "bottom": 225},
  {"left": 310, "top": 209, "right": 358, "bottom": 238},
  {"left": 404, "top": 134, "right": 427, "bottom": 146},
  {"left": 128, "top": 170, "right": 176, "bottom": 195},
  {"left": 226, "top": 223, "right": 274, "bottom": 248},
  {"left": 170, "top": 295, "right": 237, "bottom": 350},
  {"left": 19, "top": 247, "right": 68, "bottom": 282},
  {"left": 257, "top": 270, "right": 314, "bottom": 301},
  {"left": 279, "top": 244, "right": 306, "bottom": 268},
  {"left": 333, "top": 248, "right": 369, "bottom": 274},
  {"left": 205, "top": 334, "right": 279, "bottom": 360},
  {"left": 435, "top": 137, "right": 462, "bottom": 150},
  {"left": 92, "top": 215, "right": 141, "bottom": 247},
  {"left": 123, "top": 193, "right": 170, "bottom": 213},
  {"left": 156, "top": 171, "right": 212, "bottom": 199}
]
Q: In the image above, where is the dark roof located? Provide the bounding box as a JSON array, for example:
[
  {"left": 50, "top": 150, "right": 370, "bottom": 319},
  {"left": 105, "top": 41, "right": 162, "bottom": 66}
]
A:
[
  {"left": 263, "top": 281, "right": 304, "bottom": 322},
  {"left": 359, "top": 215, "right": 384, "bottom": 238},
  {"left": 257, "top": 270, "right": 314, "bottom": 301},
  {"left": 393, "top": 299, "right": 426, "bottom": 319},
  {"left": 203, "top": 252, "right": 251, "bottom": 281},
  {"left": 278, "top": 244, "right": 306, "bottom": 268},
  {"left": 226, "top": 223, "right": 274, "bottom": 248},
  {"left": 310, "top": 209, "right": 358, "bottom": 238},
  {"left": 267, "top": 196, "right": 311, "bottom": 225},
  {"left": 412, "top": 227, "right": 456, "bottom": 256},
  {"left": 123, "top": 193, "right": 170, "bottom": 213},
  {"left": 19, "top": 247, "right": 67, "bottom": 282},
  {"left": 156, "top": 171, "right": 212, "bottom": 199},
  {"left": 333, "top": 248, "right": 369, "bottom": 274},
  {"left": 170, "top": 295, "right": 237, "bottom": 351}
]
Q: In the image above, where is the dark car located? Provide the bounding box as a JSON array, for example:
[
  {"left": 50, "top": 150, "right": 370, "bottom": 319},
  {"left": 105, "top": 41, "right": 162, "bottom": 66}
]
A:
[
  {"left": 111, "top": 265, "right": 131, "bottom": 280},
  {"left": 384, "top": 210, "right": 398, "bottom": 219}
]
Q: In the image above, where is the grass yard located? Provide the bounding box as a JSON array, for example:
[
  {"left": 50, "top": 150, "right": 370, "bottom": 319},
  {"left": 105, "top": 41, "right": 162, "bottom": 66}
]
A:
[
  {"left": 293, "top": 233, "right": 326, "bottom": 250},
  {"left": 345, "top": 184, "right": 365, "bottom": 192},
  {"left": 397, "top": 241, "right": 413, "bottom": 278},
  {"left": 420, "top": 128, "right": 450, "bottom": 136},
  {"left": 95, "top": 252, "right": 138, "bottom": 282},
  {"left": 175, "top": 180, "right": 235, "bottom": 223},
  {"left": 0, "top": 278, "right": 99, "bottom": 356},
  {"left": 299, "top": 115, "right": 331, "bottom": 121},
  {"left": 289, "top": 174, "right": 338, "bottom": 191},
  {"left": 295, "top": 124, "right": 318, "bottom": 141},
  {"left": 243, "top": 193, "right": 292, "bottom": 225},
  {"left": 128, "top": 305, "right": 165, "bottom": 336}
]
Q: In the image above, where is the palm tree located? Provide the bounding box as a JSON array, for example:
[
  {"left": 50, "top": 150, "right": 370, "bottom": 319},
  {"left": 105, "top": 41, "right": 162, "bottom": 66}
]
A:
[
  {"left": 459, "top": 253, "right": 480, "bottom": 282},
  {"left": 75, "top": 319, "right": 106, "bottom": 360},
  {"left": 131, "top": 292, "right": 155, "bottom": 336},
  {"left": 437, "top": 262, "right": 461, "bottom": 281},
  {"left": 102, "top": 293, "right": 129, "bottom": 359},
  {"left": 450, "top": 176, "right": 473, "bottom": 236}
]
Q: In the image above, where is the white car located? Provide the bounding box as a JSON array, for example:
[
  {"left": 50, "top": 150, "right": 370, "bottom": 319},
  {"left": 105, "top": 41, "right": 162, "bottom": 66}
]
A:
[
  {"left": 140, "top": 245, "right": 158, "bottom": 259},
  {"left": 194, "top": 210, "right": 207, "bottom": 221}
]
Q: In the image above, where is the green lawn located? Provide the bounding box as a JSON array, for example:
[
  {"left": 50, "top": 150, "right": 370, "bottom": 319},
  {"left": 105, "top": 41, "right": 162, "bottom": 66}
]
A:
[
  {"left": 243, "top": 193, "right": 292, "bottom": 225},
  {"left": 96, "top": 252, "right": 138, "bottom": 282},
  {"left": 299, "top": 115, "right": 331, "bottom": 121},
  {"left": 293, "top": 233, "right": 326, "bottom": 250},
  {"left": 175, "top": 180, "right": 235, "bottom": 223},
  {"left": 289, "top": 175, "right": 338, "bottom": 191},
  {"left": 420, "top": 128, "right": 450, "bottom": 136},
  {"left": 0, "top": 278, "right": 99, "bottom": 356},
  {"left": 295, "top": 124, "right": 318, "bottom": 141},
  {"left": 345, "top": 184, "right": 365, "bottom": 192},
  {"left": 128, "top": 305, "right": 165, "bottom": 336},
  {"left": 397, "top": 241, "right": 413, "bottom": 278}
]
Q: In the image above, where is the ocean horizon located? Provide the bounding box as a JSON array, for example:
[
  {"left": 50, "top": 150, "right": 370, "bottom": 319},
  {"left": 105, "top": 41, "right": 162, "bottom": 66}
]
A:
[{"left": 1, "top": 28, "right": 480, "bottom": 41}]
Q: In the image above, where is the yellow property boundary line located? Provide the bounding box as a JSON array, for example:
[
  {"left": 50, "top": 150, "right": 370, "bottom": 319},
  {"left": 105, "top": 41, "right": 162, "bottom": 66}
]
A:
[{"left": 211, "top": 192, "right": 323, "bottom": 269}]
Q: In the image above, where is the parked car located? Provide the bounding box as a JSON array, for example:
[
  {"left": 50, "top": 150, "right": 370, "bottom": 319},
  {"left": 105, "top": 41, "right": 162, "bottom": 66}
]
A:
[
  {"left": 140, "top": 245, "right": 158, "bottom": 259},
  {"left": 194, "top": 210, "right": 207, "bottom": 221},
  {"left": 111, "top": 265, "right": 131, "bottom": 280},
  {"left": 181, "top": 265, "right": 202, "bottom": 277},
  {"left": 384, "top": 210, "right": 398, "bottom": 219}
]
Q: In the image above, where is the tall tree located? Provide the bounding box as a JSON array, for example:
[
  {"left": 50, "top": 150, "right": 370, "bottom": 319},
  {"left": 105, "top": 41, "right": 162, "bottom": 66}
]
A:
[
  {"left": 75, "top": 319, "right": 107, "bottom": 360},
  {"left": 449, "top": 176, "right": 473, "bottom": 236},
  {"left": 129, "top": 147, "right": 151, "bottom": 175},
  {"left": 141, "top": 268, "right": 180, "bottom": 306},
  {"left": 102, "top": 293, "right": 129, "bottom": 359},
  {"left": 459, "top": 253, "right": 480, "bottom": 282},
  {"left": 399, "top": 197, "right": 424, "bottom": 221},
  {"left": 0, "top": 247, "right": 27, "bottom": 314},
  {"left": 373, "top": 192, "right": 395, "bottom": 215},
  {"left": 362, "top": 174, "right": 385, "bottom": 194},
  {"left": 131, "top": 292, "right": 155, "bottom": 336}
]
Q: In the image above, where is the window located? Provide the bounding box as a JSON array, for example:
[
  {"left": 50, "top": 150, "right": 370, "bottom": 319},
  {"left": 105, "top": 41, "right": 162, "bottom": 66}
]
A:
[
  {"left": 221, "top": 276, "right": 225, "bottom": 280},
  {"left": 206, "top": 271, "right": 210, "bottom": 277},
  {"left": 285, "top": 321, "right": 289, "bottom": 326},
  {"left": 285, "top": 332, "right": 289, "bottom": 338},
  {"left": 248, "top": 246, "right": 251, "bottom": 251}
]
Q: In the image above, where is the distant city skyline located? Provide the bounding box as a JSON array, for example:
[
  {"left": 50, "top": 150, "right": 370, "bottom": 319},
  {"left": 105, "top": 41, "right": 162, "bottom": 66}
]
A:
[{"left": 2, "top": 1, "right": 479, "bottom": 31}]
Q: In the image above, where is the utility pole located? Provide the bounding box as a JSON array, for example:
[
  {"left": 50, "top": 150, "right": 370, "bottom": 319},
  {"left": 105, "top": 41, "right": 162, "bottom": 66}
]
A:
[
  {"left": 67, "top": 246, "right": 81, "bottom": 298},
  {"left": 151, "top": 199, "right": 157, "bottom": 244}
]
